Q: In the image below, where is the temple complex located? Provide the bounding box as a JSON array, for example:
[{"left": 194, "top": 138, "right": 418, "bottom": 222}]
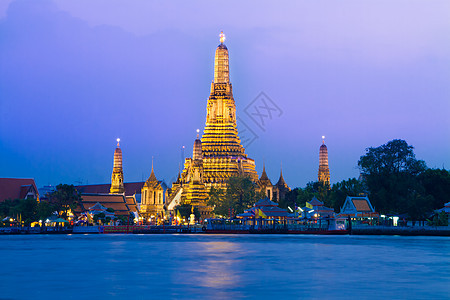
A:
[
  {"left": 318, "top": 136, "right": 331, "bottom": 185},
  {"left": 138, "top": 32, "right": 289, "bottom": 220},
  {"left": 166, "top": 32, "right": 262, "bottom": 218}
]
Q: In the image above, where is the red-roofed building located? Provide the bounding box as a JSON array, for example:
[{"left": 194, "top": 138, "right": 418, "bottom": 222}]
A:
[
  {"left": 339, "top": 196, "right": 379, "bottom": 219},
  {"left": 73, "top": 193, "right": 138, "bottom": 217},
  {"left": 75, "top": 182, "right": 145, "bottom": 198},
  {"left": 0, "top": 178, "right": 39, "bottom": 202}
]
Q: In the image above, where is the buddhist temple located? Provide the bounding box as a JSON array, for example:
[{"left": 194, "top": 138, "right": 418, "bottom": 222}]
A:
[
  {"left": 200, "top": 31, "right": 258, "bottom": 186},
  {"left": 110, "top": 138, "right": 125, "bottom": 194},
  {"left": 318, "top": 136, "right": 330, "bottom": 185},
  {"left": 140, "top": 160, "right": 167, "bottom": 220},
  {"left": 164, "top": 32, "right": 290, "bottom": 218}
]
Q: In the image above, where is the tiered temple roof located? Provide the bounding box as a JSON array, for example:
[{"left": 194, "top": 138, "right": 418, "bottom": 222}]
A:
[{"left": 200, "top": 32, "right": 258, "bottom": 186}]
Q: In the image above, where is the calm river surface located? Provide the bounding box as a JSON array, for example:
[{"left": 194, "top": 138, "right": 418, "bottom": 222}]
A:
[{"left": 0, "top": 234, "right": 449, "bottom": 299}]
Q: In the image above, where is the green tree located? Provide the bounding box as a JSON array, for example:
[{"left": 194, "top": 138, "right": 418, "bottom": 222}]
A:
[
  {"left": 16, "top": 198, "right": 38, "bottom": 226},
  {"left": 49, "top": 184, "right": 81, "bottom": 219},
  {"left": 279, "top": 188, "right": 299, "bottom": 209},
  {"left": 207, "top": 186, "right": 226, "bottom": 214},
  {"left": 207, "top": 176, "right": 263, "bottom": 217},
  {"left": 0, "top": 198, "right": 38, "bottom": 226},
  {"left": 225, "top": 176, "right": 264, "bottom": 216},
  {"left": 358, "top": 139, "right": 431, "bottom": 219},
  {"left": 174, "top": 204, "right": 200, "bottom": 220},
  {"left": 0, "top": 199, "right": 17, "bottom": 219},
  {"left": 296, "top": 182, "right": 318, "bottom": 207},
  {"left": 327, "top": 178, "right": 366, "bottom": 212},
  {"left": 418, "top": 168, "right": 450, "bottom": 210},
  {"left": 93, "top": 212, "right": 106, "bottom": 225},
  {"left": 37, "top": 201, "right": 55, "bottom": 220}
]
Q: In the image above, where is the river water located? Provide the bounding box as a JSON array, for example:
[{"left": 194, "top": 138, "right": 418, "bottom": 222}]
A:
[{"left": 0, "top": 234, "right": 449, "bottom": 299}]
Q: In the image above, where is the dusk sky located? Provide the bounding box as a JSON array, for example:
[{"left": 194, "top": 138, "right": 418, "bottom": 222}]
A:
[{"left": 1, "top": 0, "right": 449, "bottom": 189}]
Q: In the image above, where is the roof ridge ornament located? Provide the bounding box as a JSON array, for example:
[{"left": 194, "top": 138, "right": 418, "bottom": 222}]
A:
[{"left": 220, "top": 31, "right": 225, "bottom": 44}]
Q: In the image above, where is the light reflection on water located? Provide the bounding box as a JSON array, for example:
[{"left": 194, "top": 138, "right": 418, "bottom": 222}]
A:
[{"left": 0, "top": 234, "right": 449, "bottom": 299}]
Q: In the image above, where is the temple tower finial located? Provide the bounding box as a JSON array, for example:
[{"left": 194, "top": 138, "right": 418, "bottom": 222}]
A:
[
  {"left": 214, "top": 31, "right": 229, "bottom": 84},
  {"left": 193, "top": 129, "right": 202, "bottom": 160}
]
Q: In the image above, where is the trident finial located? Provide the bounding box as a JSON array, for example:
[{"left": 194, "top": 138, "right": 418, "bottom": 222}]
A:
[{"left": 220, "top": 31, "right": 225, "bottom": 44}]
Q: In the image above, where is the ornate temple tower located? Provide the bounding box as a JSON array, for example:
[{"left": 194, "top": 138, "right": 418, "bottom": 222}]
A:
[
  {"left": 110, "top": 138, "right": 125, "bottom": 194},
  {"left": 180, "top": 130, "right": 211, "bottom": 218},
  {"left": 318, "top": 136, "right": 331, "bottom": 185},
  {"left": 141, "top": 160, "right": 166, "bottom": 219},
  {"left": 258, "top": 163, "right": 273, "bottom": 200},
  {"left": 200, "top": 31, "right": 258, "bottom": 187},
  {"left": 275, "top": 164, "right": 291, "bottom": 201}
]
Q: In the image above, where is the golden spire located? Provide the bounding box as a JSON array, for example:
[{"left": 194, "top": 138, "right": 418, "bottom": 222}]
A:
[
  {"left": 214, "top": 31, "right": 229, "bottom": 84},
  {"left": 193, "top": 129, "right": 202, "bottom": 160},
  {"left": 148, "top": 157, "right": 157, "bottom": 182},
  {"left": 110, "top": 138, "right": 125, "bottom": 194},
  {"left": 318, "top": 136, "right": 330, "bottom": 185}
]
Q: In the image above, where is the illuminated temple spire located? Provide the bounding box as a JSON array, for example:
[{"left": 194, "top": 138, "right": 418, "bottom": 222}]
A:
[
  {"left": 214, "top": 31, "right": 229, "bottom": 84},
  {"left": 318, "top": 136, "right": 330, "bottom": 185},
  {"left": 110, "top": 138, "right": 125, "bottom": 194},
  {"left": 200, "top": 31, "right": 258, "bottom": 185},
  {"left": 193, "top": 129, "right": 202, "bottom": 160}
]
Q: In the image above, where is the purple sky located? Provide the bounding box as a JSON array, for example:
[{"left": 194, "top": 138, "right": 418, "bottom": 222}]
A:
[{"left": 1, "top": 0, "right": 449, "bottom": 188}]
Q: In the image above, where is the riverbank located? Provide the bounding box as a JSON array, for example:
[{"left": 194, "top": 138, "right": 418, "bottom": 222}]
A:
[{"left": 2, "top": 225, "right": 450, "bottom": 236}]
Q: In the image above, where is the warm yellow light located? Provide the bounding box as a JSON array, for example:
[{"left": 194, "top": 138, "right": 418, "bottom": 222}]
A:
[
  {"left": 117, "top": 138, "right": 120, "bottom": 142},
  {"left": 220, "top": 31, "right": 225, "bottom": 44},
  {"left": 322, "top": 136, "right": 325, "bottom": 140}
]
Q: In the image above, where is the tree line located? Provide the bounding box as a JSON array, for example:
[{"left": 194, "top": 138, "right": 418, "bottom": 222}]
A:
[
  {"left": 280, "top": 139, "right": 450, "bottom": 222},
  {"left": 0, "top": 184, "right": 81, "bottom": 226}
]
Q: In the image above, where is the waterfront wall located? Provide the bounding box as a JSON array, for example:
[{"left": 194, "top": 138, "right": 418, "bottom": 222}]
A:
[{"left": 351, "top": 225, "right": 450, "bottom": 236}]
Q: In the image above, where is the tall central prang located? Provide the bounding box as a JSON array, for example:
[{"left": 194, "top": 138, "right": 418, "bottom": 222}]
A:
[{"left": 201, "top": 32, "right": 258, "bottom": 187}]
